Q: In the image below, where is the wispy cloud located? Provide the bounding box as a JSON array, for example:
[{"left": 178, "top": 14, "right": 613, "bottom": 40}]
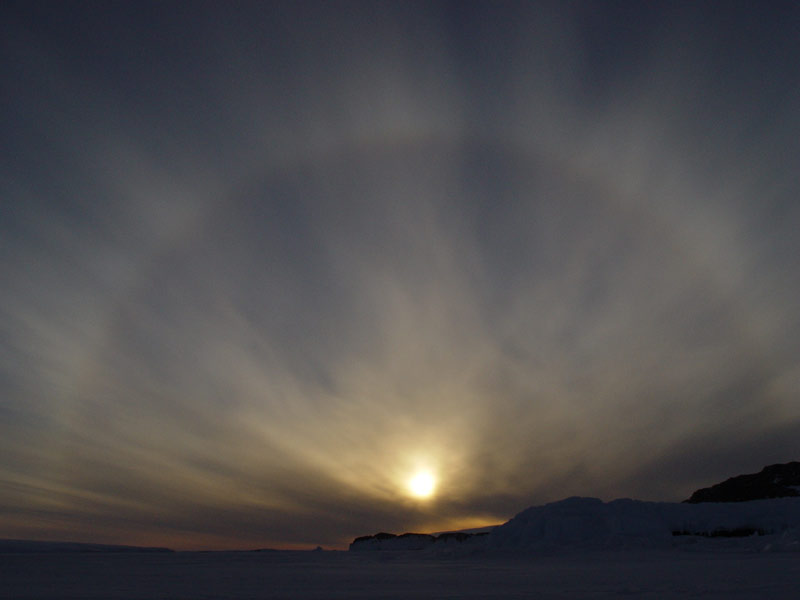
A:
[{"left": 1, "top": 2, "right": 799, "bottom": 549}]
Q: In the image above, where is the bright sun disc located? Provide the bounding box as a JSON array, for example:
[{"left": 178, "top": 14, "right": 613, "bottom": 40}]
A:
[{"left": 408, "top": 471, "right": 436, "bottom": 498}]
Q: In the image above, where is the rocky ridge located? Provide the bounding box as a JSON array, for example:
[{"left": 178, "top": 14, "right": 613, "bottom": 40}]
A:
[
  {"left": 349, "top": 530, "right": 489, "bottom": 551},
  {"left": 685, "top": 462, "right": 800, "bottom": 503}
]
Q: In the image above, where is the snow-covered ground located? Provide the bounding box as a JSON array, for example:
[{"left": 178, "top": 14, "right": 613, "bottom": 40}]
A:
[
  {"left": 351, "top": 497, "right": 800, "bottom": 554},
  {"left": 4, "top": 498, "right": 800, "bottom": 599},
  {"left": 488, "top": 496, "right": 800, "bottom": 553},
  {"left": 2, "top": 549, "right": 800, "bottom": 599}
]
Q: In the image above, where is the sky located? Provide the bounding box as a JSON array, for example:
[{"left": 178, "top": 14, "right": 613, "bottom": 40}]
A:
[{"left": 1, "top": 1, "right": 799, "bottom": 551}]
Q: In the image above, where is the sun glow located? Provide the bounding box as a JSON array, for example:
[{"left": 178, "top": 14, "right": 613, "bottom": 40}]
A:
[{"left": 407, "top": 470, "right": 436, "bottom": 499}]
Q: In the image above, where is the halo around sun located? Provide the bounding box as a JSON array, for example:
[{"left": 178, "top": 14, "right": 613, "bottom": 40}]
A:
[{"left": 407, "top": 470, "right": 436, "bottom": 499}]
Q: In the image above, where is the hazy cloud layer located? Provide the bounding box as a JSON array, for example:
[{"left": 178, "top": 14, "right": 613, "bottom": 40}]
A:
[{"left": 2, "top": 2, "right": 799, "bottom": 549}]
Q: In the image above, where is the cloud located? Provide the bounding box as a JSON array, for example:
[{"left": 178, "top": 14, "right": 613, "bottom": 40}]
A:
[{"left": 1, "top": 2, "right": 799, "bottom": 548}]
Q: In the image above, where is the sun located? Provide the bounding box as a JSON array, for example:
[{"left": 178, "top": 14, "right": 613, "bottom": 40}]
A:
[{"left": 407, "top": 470, "right": 436, "bottom": 499}]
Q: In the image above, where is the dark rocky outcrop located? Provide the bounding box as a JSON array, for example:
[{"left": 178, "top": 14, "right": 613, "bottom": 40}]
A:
[
  {"left": 349, "top": 530, "right": 488, "bottom": 551},
  {"left": 685, "top": 462, "right": 800, "bottom": 503},
  {"left": 351, "top": 532, "right": 397, "bottom": 545}
]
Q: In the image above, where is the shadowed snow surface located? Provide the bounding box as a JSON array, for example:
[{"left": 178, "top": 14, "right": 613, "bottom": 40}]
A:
[
  {"left": 489, "top": 497, "right": 800, "bottom": 552},
  {"left": 2, "top": 551, "right": 800, "bottom": 599},
  {"left": 4, "top": 498, "right": 800, "bottom": 598}
]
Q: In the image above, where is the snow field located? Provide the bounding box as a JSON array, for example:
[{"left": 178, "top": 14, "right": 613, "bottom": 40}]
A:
[{"left": 2, "top": 550, "right": 799, "bottom": 599}]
